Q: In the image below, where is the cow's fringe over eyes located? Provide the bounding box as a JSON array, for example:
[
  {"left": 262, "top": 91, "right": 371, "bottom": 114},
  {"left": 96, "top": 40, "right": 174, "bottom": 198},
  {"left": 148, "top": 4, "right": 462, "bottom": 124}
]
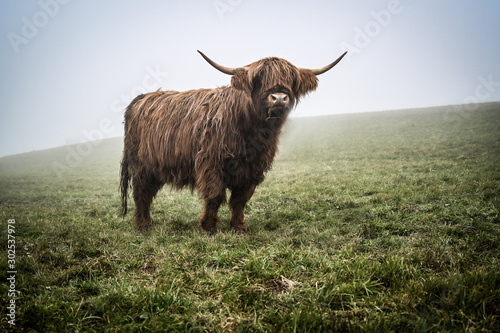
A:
[{"left": 120, "top": 51, "right": 346, "bottom": 233}]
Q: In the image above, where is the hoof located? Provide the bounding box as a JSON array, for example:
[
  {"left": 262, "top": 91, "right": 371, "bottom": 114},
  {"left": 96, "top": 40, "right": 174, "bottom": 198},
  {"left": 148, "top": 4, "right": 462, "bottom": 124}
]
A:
[
  {"left": 200, "top": 224, "right": 218, "bottom": 235},
  {"left": 200, "top": 216, "right": 219, "bottom": 235},
  {"left": 137, "top": 224, "right": 152, "bottom": 231},
  {"left": 135, "top": 219, "right": 153, "bottom": 231},
  {"left": 231, "top": 225, "right": 248, "bottom": 234}
]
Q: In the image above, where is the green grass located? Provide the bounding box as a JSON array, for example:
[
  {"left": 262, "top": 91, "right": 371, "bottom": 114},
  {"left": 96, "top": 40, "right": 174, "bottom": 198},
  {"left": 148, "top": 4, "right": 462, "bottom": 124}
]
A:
[{"left": 1, "top": 103, "right": 499, "bottom": 332}]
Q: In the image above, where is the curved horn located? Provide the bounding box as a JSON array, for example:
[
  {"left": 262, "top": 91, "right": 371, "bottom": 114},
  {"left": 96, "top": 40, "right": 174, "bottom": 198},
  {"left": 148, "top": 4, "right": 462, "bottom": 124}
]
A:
[
  {"left": 305, "top": 51, "right": 348, "bottom": 76},
  {"left": 197, "top": 50, "right": 241, "bottom": 75}
]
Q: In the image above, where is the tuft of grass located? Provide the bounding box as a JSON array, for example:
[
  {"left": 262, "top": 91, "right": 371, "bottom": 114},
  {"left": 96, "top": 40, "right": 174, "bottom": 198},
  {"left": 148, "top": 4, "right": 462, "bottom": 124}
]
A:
[{"left": 1, "top": 103, "right": 499, "bottom": 332}]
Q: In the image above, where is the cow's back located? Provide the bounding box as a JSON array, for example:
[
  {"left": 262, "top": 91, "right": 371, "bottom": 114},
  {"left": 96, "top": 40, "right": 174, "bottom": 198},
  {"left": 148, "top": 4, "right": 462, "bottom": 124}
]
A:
[{"left": 124, "top": 88, "right": 231, "bottom": 190}]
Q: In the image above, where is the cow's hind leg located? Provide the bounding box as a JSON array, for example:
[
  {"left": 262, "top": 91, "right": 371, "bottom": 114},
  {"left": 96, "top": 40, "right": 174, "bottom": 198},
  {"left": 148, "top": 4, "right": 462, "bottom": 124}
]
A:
[
  {"left": 132, "top": 174, "right": 162, "bottom": 231},
  {"left": 229, "top": 185, "right": 256, "bottom": 234},
  {"left": 199, "top": 193, "right": 225, "bottom": 234}
]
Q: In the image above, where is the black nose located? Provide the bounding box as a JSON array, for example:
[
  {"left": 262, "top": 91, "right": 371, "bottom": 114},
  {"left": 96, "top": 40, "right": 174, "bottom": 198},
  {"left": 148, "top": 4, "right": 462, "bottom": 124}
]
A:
[{"left": 271, "top": 93, "right": 288, "bottom": 106}]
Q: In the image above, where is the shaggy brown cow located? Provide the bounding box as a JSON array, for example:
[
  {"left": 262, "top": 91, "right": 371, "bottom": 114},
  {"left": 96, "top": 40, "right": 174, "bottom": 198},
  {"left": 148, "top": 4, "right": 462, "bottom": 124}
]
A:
[{"left": 120, "top": 50, "right": 346, "bottom": 233}]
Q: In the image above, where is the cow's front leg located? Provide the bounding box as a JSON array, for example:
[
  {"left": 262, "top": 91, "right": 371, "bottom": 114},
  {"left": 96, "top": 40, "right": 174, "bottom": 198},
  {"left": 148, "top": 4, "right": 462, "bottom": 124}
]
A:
[
  {"left": 229, "top": 185, "right": 256, "bottom": 234},
  {"left": 199, "top": 194, "right": 225, "bottom": 234}
]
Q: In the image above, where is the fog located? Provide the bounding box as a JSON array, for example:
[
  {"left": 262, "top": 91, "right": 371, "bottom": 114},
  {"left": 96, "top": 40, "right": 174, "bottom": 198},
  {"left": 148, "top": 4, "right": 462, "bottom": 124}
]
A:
[{"left": 1, "top": 0, "right": 500, "bottom": 157}]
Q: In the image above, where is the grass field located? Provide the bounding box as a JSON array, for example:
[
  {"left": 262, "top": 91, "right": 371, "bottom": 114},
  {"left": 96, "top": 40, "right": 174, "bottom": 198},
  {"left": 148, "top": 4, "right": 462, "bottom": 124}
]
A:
[{"left": 1, "top": 103, "right": 499, "bottom": 332}]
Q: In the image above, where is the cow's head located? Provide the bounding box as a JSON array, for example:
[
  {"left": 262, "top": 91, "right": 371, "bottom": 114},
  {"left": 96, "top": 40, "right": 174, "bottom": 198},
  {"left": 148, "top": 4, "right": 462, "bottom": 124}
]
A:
[{"left": 198, "top": 50, "right": 347, "bottom": 119}]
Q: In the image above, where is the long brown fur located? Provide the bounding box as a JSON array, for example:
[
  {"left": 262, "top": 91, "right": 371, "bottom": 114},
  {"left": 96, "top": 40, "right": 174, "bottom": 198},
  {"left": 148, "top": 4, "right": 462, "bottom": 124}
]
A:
[{"left": 120, "top": 55, "right": 322, "bottom": 233}]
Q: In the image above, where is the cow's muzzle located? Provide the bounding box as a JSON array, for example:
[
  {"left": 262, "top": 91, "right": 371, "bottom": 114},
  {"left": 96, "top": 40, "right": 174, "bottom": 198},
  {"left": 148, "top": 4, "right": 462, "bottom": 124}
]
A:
[
  {"left": 266, "top": 93, "right": 291, "bottom": 119},
  {"left": 270, "top": 93, "right": 288, "bottom": 107}
]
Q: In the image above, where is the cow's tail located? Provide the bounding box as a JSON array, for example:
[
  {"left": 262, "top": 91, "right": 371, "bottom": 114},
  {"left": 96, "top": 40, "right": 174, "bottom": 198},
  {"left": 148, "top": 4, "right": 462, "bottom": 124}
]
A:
[{"left": 119, "top": 150, "right": 130, "bottom": 217}]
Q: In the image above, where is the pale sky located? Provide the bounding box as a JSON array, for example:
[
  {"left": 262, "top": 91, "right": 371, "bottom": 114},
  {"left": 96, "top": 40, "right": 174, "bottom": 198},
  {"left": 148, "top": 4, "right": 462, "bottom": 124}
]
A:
[{"left": 1, "top": 0, "right": 499, "bottom": 157}]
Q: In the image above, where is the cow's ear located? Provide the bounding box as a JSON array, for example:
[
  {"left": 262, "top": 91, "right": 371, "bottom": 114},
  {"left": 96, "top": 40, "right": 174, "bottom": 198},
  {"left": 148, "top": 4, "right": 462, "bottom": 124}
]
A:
[
  {"left": 231, "top": 69, "right": 252, "bottom": 93},
  {"left": 296, "top": 69, "right": 319, "bottom": 96}
]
